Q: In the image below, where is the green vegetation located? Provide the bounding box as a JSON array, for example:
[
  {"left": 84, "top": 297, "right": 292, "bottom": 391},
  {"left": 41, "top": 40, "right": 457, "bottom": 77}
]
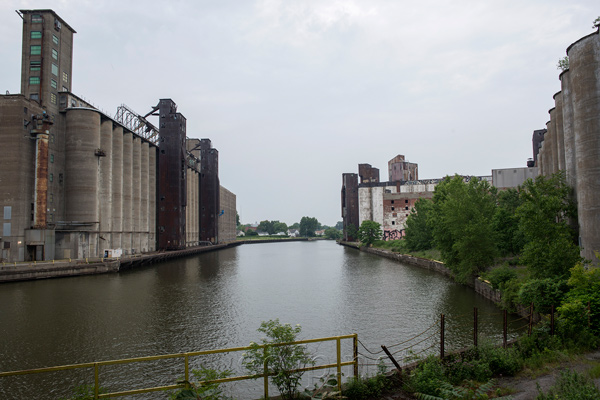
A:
[
  {"left": 357, "top": 220, "right": 382, "bottom": 247},
  {"left": 430, "top": 175, "right": 498, "bottom": 282},
  {"left": 59, "top": 385, "right": 111, "bottom": 400},
  {"left": 557, "top": 56, "right": 569, "bottom": 71},
  {"left": 299, "top": 216, "right": 320, "bottom": 237},
  {"left": 243, "top": 319, "right": 314, "bottom": 400},
  {"left": 536, "top": 369, "right": 600, "bottom": 399},
  {"left": 324, "top": 227, "right": 342, "bottom": 240},
  {"left": 168, "top": 367, "right": 233, "bottom": 400}
]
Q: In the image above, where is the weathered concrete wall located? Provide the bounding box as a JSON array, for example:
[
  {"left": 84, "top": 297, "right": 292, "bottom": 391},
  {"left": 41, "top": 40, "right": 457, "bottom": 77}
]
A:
[
  {"left": 491, "top": 167, "right": 538, "bottom": 189},
  {"left": 98, "top": 119, "right": 113, "bottom": 257},
  {"left": 219, "top": 186, "right": 237, "bottom": 243}
]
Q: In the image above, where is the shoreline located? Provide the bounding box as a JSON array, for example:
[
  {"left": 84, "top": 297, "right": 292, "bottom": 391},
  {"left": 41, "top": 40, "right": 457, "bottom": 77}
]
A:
[{"left": 0, "top": 237, "right": 310, "bottom": 283}]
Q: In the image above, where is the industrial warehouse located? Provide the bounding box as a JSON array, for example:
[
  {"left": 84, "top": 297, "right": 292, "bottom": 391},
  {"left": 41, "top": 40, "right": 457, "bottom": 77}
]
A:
[{"left": 0, "top": 9, "right": 237, "bottom": 263}]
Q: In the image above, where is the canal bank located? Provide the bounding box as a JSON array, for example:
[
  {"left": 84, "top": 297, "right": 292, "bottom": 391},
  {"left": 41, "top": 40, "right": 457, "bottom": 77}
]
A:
[{"left": 0, "top": 238, "right": 310, "bottom": 283}]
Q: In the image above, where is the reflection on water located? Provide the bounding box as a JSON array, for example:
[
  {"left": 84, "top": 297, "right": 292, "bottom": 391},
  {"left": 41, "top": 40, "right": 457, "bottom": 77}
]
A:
[{"left": 0, "top": 241, "right": 520, "bottom": 399}]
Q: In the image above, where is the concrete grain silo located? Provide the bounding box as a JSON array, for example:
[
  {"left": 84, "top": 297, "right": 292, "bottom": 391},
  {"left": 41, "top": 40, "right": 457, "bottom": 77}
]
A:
[
  {"left": 65, "top": 109, "right": 100, "bottom": 258},
  {"left": 560, "top": 70, "right": 577, "bottom": 188},
  {"left": 140, "top": 141, "right": 149, "bottom": 253},
  {"left": 148, "top": 146, "right": 157, "bottom": 251},
  {"left": 122, "top": 132, "right": 133, "bottom": 255},
  {"left": 553, "top": 93, "right": 566, "bottom": 172},
  {"left": 98, "top": 119, "right": 113, "bottom": 256},
  {"left": 111, "top": 126, "right": 123, "bottom": 251},
  {"left": 567, "top": 28, "right": 600, "bottom": 261},
  {"left": 132, "top": 137, "right": 141, "bottom": 253}
]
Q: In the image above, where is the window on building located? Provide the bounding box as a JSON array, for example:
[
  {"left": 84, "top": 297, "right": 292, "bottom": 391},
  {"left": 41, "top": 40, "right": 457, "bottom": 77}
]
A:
[
  {"left": 405, "top": 206, "right": 409, "bottom": 210},
  {"left": 29, "top": 76, "right": 40, "bottom": 85},
  {"left": 49, "top": 173, "right": 54, "bottom": 182},
  {"left": 49, "top": 194, "right": 54, "bottom": 203},
  {"left": 50, "top": 154, "right": 54, "bottom": 163},
  {"left": 52, "top": 34, "right": 59, "bottom": 45},
  {"left": 31, "top": 45, "right": 41, "bottom": 55},
  {"left": 51, "top": 49, "right": 58, "bottom": 60},
  {"left": 30, "top": 93, "right": 39, "bottom": 101},
  {"left": 50, "top": 93, "right": 57, "bottom": 104},
  {"left": 52, "top": 63, "right": 58, "bottom": 76},
  {"left": 50, "top": 134, "right": 55, "bottom": 143},
  {"left": 50, "top": 79, "right": 57, "bottom": 89},
  {"left": 391, "top": 200, "right": 394, "bottom": 204},
  {"left": 392, "top": 221, "right": 395, "bottom": 225},
  {"left": 24, "top": 119, "right": 28, "bottom": 128},
  {"left": 62, "top": 71, "right": 68, "bottom": 83},
  {"left": 24, "top": 107, "right": 28, "bottom": 114},
  {"left": 391, "top": 207, "right": 395, "bottom": 211},
  {"left": 405, "top": 199, "right": 408, "bottom": 203},
  {"left": 48, "top": 214, "right": 54, "bottom": 223},
  {"left": 30, "top": 60, "right": 41, "bottom": 71},
  {"left": 31, "top": 14, "right": 43, "bottom": 23},
  {"left": 31, "top": 31, "right": 42, "bottom": 39},
  {"left": 62, "top": 86, "right": 68, "bottom": 92}
]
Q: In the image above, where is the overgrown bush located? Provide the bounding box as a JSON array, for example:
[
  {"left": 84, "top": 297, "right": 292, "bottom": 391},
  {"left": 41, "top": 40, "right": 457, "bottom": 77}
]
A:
[
  {"left": 536, "top": 369, "right": 600, "bottom": 399},
  {"left": 242, "top": 319, "right": 314, "bottom": 400},
  {"left": 168, "top": 367, "right": 233, "bottom": 400},
  {"left": 518, "top": 278, "right": 568, "bottom": 313},
  {"left": 486, "top": 265, "right": 518, "bottom": 290},
  {"left": 403, "top": 356, "right": 445, "bottom": 396},
  {"left": 476, "top": 343, "right": 522, "bottom": 377}
]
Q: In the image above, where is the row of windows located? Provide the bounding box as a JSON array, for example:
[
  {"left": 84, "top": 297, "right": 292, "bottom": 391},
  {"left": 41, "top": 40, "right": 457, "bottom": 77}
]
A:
[{"left": 31, "top": 31, "right": 60, "bottom": 44}]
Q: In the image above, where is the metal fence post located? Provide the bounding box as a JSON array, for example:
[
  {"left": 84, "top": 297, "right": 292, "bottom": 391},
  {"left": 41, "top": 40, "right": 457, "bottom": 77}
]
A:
[
  {"left": 503, "top": 310, "right": 508, "bottom": 349},
  {"left": 94, "top": 363, "right": 99, "bottom": 400},
  {"left": 440, "top": 314, "right": 445, "bottom": 360},
  {"left": 263, "top": 347, "right": 269, "bottom": 400},
  {"left": 528, "top": 303, "right": 533, "bottom": 336},
  {"left": 353, "top": 334, "right": 358, "bottom": 378},
  {"left": 551, "top": 305, "right": 555, "bottom": 336},
  {"left": 336, "top": 337, "right": 342, "bottom": 394},
  {"left": 473, "top": 307, "right": 478, "bottom": 347}
]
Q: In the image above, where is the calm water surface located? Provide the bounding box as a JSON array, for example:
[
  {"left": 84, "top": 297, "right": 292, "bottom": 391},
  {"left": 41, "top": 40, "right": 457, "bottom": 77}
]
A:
[{"left": 0, "top": 241, "right": 520, "bottom": 399}]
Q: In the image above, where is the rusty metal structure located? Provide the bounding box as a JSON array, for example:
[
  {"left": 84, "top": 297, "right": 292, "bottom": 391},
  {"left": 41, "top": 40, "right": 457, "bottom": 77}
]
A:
[
  {"left": 157, "top": 99, "right": 187, "bottom": 250},
  {"left": 341, "top": 173, "right": 359, "bottom": 241},
  {"left": 31, "top": 113, "right": 53, "bottom": 229},
  {"left": 197, "top": 139, "right": 220, "bottom": 243},
  {"left": 114, "top": 104, "right": 159, "bottom": 145}
]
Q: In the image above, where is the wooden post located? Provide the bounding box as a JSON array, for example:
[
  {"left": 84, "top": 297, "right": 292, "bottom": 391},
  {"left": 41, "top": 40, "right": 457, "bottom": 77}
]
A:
[
  {"left": 381, "top": 345, "right": 402, "bottom": 375},
  {"left": 473, "top": 307, "right": 478, "bottom": 347},
  {"left": 440, "top": 314, "right": 445, "bottom": 360},
  {"left": 503, "top": 310, "right": 508, "bottom": 349}
]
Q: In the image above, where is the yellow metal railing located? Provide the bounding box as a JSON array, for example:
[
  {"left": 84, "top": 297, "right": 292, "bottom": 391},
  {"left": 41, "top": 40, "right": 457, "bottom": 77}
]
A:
[{"left": 0, "top": 334, "right": 358, "bottom": 399}]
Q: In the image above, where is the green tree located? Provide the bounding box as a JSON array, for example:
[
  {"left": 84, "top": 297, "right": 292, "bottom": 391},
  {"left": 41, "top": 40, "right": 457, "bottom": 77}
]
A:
[
  {"left": 242, "top": 319, "right": 314, "bottom": 400},
  {"left": 431, "top": 175, "right": 498, "bottom": 282},
  {"left": 335, "top": 221, "right": 343, "bottom": 230},
  {"left": 593, "top": 16, "right": 600, "bottom": 29},
  {"left": 404, "top": 198, "right": 434, "bottom": 251},
  {"left": 236, "top": 212, "right": 240, "bottom": 228},
  {"left": 345, "top": 223, "right": 358, "bottom": 242},
  {"left": 299, "top": 216, "right": 319, "bottom": 237},
  {"left": 272, "top": 221, "right": 288, "bottom": 234},
  {"left": 257, "top": 220, "right": 275, "bottom": 235},
  {"left": 357, "top": 220, "right": 382, "bottom": 247},
  {"left": 493, "top": 188, "right": 525, "bottom": 256},
  {"left": 516, "top": 171, "right": 580, "bottom": 278},
  {"left": 324, "top": 227, "right": 342, "bottom": 240}
]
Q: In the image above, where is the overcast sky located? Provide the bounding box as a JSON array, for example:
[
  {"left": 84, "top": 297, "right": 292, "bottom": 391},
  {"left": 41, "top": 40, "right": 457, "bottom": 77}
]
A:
[{"left": 1, "top": 1, "right": 598, "bottom": 226}]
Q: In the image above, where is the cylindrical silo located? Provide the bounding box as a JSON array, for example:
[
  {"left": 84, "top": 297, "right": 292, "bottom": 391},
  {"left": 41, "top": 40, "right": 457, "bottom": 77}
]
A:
[
  {"left": 568, "top": 29, "right": 600, "bottom": 261},
  {"left": 194, "top": 171, "right": 199, "bottom": 245},
  {"left": 148, "top": 145, "right": 157, "bottom": 251},
  {"left": 65, "top": 109, "right": 101, "bottom": 258},
  {"left": 141, "top": 141, "right": 149, "bottom": 253},
  {"left": 132, "top": 137, "right": 141, "bottom": 254},
  {"left": 560, "top": 70, "right": 577, "bottom": 188},
  {"left": 547, "top": 117, "right": 557, "bottom": 175},
  {"left": 538, "top": 141, "right": 546, "bottom": 176},
  {"left": 122, "top": 132, "right": 133, "bottom": 255},
  {"left": 98, "top": 119, "right": 113, "bottom": 257},
  {"left": 186, "top": 168, "right": 191, "bottom": 246},
  {"left": 111, "top": 126, "right": 123, "bottom": 251},
  {"left": 553, "top": 92, "right": 566, "bottom": 172}
]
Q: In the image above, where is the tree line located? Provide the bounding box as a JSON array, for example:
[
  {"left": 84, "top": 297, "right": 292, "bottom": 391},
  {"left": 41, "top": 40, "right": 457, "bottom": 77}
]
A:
[{"left": 238, "top": 217, "right": 344, "bottom": 239}]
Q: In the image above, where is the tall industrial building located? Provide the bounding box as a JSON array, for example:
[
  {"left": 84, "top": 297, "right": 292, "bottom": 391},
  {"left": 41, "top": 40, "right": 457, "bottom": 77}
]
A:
[
  {"left": 535, "top": 25, "right": 600, "bottom": 261},
  {"left": 0, "top": 9, "right": 236, "bottom": 263}
]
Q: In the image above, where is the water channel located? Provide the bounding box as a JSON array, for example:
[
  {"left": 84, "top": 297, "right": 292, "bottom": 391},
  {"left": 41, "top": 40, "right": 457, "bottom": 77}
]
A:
[{"left": 0, "top": 241, "right": 522, "bottom": 399}]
